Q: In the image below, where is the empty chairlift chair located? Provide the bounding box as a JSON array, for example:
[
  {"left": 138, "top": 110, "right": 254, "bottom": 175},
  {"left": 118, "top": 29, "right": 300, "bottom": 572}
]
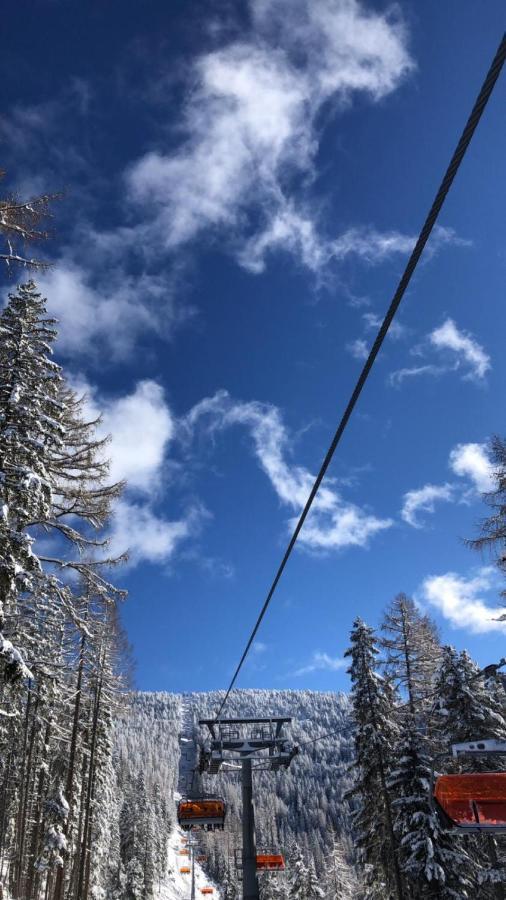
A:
[
  {"left": 177, "top": 797, "right": 226, "bottom": 831},
  {"left": 431, "top": 740, "right": 506, "bottom": 833},
  {"left": 180, "top": 867, "right": 191, "bottom": 874},
  {"left": 197, "top": 854, "right": 207, "bottom": 862},
  {"left": 201, "top": 890, "right": 214, "bottom": 895},
  {"left": 256, "top": 853, "right": 286, "bottom": 871}
]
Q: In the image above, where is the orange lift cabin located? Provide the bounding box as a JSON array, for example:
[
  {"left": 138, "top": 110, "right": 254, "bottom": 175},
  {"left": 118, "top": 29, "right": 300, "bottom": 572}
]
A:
[
  {"left": 177, "top": 797, "right": 226, "bottom": 832},
  {"left": 180, "top": 867, "right": 191, "bottom": 875},
  {"left": 201, "top": 890, "right": 214, "bottom": 895},
  {"left": 431, "top": 740, "right": 506, "bottom": 833},
  {"left": 256, "top": 853, "right": 286, "bottom": 872}
]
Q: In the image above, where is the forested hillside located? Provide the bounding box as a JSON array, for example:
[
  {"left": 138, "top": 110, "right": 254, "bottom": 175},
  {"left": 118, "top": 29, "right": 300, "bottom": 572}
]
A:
[{"left": 113, "top": 689, "right": 355, "bottom": 899}]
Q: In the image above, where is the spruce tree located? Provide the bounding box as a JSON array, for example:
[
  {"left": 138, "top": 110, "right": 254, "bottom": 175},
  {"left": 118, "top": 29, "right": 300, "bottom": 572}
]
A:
[
  {"left": 389, "top": 720, "right": 475, "bottom": 898},
  {"left": 345, "top": 618, "right": 405, "bottom": 900},
  {"left": 432, "top": 647, "right": 506, "bottom": 897},
  {"left": 324, "top": 833, "right": 360, "bottom": 899}
]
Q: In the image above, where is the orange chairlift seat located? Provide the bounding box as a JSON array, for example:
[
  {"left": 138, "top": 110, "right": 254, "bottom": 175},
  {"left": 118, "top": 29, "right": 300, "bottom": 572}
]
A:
[
  {"left": 431, "top": 739, "right": 506, "bottom": 833},
  {"left": 180, "top": 867, "right": 191, "bottom": 874},
  {"left": 434, "top": 773, "right": 506, "bottom": 831},
  {"left": 179, "top": 849, "right": 189, "bottom": 855},
  {"left": 256, "top": 853, "right": 286, "bottom": 871},
  {"left": 197, "top": 854, "right": 207, "bottom": 862},
  {"left": 177, "top": 797, "right": 226, "bottom": 831},
  {"left": 201, "top": 890, "right": 214, "bottom": 895}
]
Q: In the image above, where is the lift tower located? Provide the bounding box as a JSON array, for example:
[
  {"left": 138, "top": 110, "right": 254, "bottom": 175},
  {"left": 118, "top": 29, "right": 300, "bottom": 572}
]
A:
[{"left": 199, "top": 717, "right": 298, "bottom": 900}]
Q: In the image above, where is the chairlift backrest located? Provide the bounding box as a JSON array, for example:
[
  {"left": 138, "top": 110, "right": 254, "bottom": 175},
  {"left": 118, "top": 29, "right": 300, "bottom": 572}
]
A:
[
  {"left": 256, "top": 853, "right": 285, "bottom": 871},
  {"left": 433, "top": 772, "right": 506, "bottom": 832}
]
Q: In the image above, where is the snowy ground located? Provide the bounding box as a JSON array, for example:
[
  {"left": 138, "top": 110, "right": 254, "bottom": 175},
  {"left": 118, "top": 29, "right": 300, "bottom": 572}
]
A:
[
  {"left": 155, "top": 696, "right": 221, "bottom": 899},
  {"left": 154, "top": 826, "right": 221, "bottom": 900}
]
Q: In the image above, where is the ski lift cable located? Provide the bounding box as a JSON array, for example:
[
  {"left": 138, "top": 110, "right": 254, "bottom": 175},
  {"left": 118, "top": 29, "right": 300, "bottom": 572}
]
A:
[{"left": 213, "top": 33, "right": 506, "bottom": 724}]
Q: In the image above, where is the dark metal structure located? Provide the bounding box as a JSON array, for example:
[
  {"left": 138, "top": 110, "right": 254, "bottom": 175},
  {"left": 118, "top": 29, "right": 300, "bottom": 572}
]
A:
[{"left": 199, "top": 717, "right": 297, "bottom": 900}]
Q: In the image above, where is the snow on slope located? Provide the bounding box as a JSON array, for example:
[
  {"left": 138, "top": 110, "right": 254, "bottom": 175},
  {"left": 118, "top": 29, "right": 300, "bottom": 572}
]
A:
[{"left": 155, "top": 826, "right": 221, "bottom": 900}]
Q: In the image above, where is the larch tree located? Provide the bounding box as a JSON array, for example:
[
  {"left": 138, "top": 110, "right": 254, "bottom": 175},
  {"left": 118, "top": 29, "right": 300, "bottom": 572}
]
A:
[
  {"left": 0, "top": 172, "right": 59, "bottom": 271},
  {"left": 467, "top": 435, "right": 506, "bottom": 593},
  {"left": 381, "top": 593, "right": 441, "bottom": 718}
]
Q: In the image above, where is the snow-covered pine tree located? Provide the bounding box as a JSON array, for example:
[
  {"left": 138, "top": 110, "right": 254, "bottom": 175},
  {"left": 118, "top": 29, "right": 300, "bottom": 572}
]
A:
[
  {"left": 467, "top": 436, "right": 506, "bottom": 590},
  {"left": 0, "top": 281, "right": 129, "bottom": 900},
  {"left": 288, "top": 843, "right": 310, "bottom": 899},
  {"left": 323, "top": 833, "right": 361, "bottom": 900},
  {"left": 306, "top": 861, "right": 325, "bottom": 898},
  {"left": 222, "top": 865, "right": 240, "bottom": 899},
  {"left": 432, "top": 647, "right": 506, "bottom": 897},
  {"left": 0, "top": 281, "right": 63, "bottom": 684},
  {"left": 388, "top": 718, "right": 475, "bottom": 898},
  {"left": 381, "top": 593, "right": 441, "bottom": 717},
  {"left": 344, "top": 618, "right": 405, "bottom": 900}
]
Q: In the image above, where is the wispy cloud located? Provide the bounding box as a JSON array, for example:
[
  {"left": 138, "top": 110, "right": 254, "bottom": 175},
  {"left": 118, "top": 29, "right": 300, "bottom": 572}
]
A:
[
  {"left": 449, "top": 442, "right": 494, "bottom": 494},
  {"left": 362, "top": 311, "right": 406, "bottom": 340},
  {"left": 182, "top": 390, "right": 392, "bottom": 552},
  {"left": 389, "top": 318, "right": 490, "bottom": 387},
  {"left": 126, "top": 0, "right": 414, "bottom": 272},
  {"left": 420, "top": 567, "right": 506, "bottom": 634},
  {"left": 388, "top": 364, "right": 446, "bottom": 387},
  {"left": 401, "top": 483, "right": 454, "bottom": 528},
  {"left": 346, "top": 338, "right": 369, "bottom": 361},
  {"left": 293, "top": 651, "right": 347, "bottom": 676}
]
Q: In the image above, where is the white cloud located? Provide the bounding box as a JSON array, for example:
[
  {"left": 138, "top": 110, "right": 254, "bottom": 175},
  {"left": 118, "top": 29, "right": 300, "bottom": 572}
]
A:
[
  {"left": 183, "top": 390, "right": 392, "bottom": 551},
  {"left": 293, "top": 651, "right": 347, "bottom": 676},
  {"left": 346, "top": 338, "right": 369, "bottom": 360},
  {"left": 401, "top": 483, "right": 454, "bottom": 528},
  {"left": 70, "top": 377, "right": 200, "bottom": 567},
  {"left": 126, "top": 0, "right": 414, "bottom": 271},
  {"left": 362, "top": 311, "right": 405, "bottom": 340},
  {"left": 420, "top": 568, "right": 506, "bottom": 634},
  {"left": 108, "top": 499, "right": 202, "bottom": 565},
  {"left": 449, "top": 442, "right": 494, "bottom": 494},
  {"left": 72, "top": 378, "right": 175, "bottom": 495},
  {"left": 429, "top": 318, "right": 490, "bottom": 380},
  {"left": 36, "top": 260, "right": 185, "bottom": 360}
]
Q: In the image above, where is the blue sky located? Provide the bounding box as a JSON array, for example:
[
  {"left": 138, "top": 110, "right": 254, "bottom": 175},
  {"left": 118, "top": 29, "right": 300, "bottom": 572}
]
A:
[{"left": 1, "top": 1, "right": 505, "bottom": 694}]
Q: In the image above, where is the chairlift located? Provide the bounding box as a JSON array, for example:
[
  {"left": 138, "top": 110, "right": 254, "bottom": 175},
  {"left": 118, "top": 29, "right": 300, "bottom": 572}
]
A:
[
  {"left": 197, "top": 854, "right": 207, "bottom": 862},
  {"left": 180, "top": 867, "right": 191, "bottom": 874},
  {"left": 201, "top": 889, "right": 214, "bottom": 895},
  {"left": 179, "top": 849, "right": 189, "bottom": 856},
  {"left": 431, "top": 739, "right": 506, "bottom": 833},
  {"left": 177, "top": 797, "right": 226, "bottom": 831},
  {"left": 256, "top": 853, "right": 285, "bottom": 872}
]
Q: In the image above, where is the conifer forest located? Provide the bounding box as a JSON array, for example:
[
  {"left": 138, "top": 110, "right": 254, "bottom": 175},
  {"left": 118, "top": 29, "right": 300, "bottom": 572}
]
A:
[{"left": 0, "top": 15, "right": 505, "bottom": 900}]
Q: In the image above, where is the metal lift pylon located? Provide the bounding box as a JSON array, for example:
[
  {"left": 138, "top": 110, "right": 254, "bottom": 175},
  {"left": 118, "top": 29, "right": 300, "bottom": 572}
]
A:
[{"left": 199, "top": 717, "right": 298, "bottom": 900}]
